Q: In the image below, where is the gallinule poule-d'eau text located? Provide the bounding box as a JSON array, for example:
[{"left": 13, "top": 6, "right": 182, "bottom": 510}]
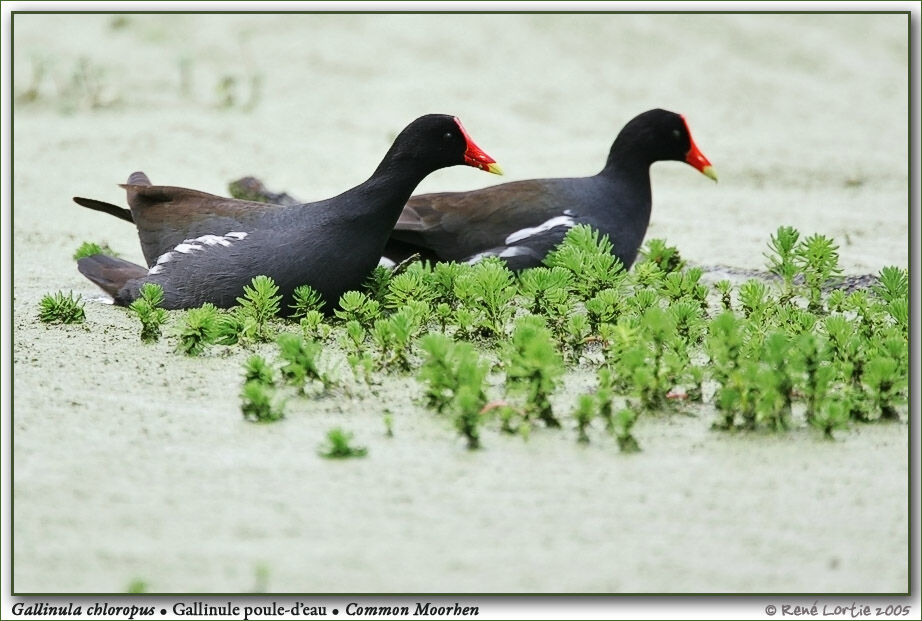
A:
[
  {"left": 74, "top": 114, "right": 502, "bottom": 310},
  {"left": 383, "top": 109, "right": 716, "bottom": 270}
]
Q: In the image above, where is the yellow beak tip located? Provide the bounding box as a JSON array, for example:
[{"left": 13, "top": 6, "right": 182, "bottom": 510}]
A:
[
  {"left": 487, "top": 163, "right": 504, "bottom": 176},
  {"left": 702, "top": 166, "right": 718, "bottom": 182}
]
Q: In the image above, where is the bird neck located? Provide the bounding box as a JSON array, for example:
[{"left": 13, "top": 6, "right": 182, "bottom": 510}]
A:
[
  {"left": 335, "top": 155, "right": 435, "bottom": 230},
  {"left": 599, "top": 134, "right": 656, "bottom": 179}
]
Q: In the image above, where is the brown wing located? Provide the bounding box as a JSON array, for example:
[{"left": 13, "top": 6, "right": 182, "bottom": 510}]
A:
[
  {"left": 390, "top": 180, "right": 564, "bottom": 261},
  {"left": 120, "top": 181, "right": 286, "bottom": 267}
]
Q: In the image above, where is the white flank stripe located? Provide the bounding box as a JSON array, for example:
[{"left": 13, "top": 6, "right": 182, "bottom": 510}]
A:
[
  {"left": 174, "top": 243, "right": 201, "bottom": 254},
  {"left": 504, "top": 215, "right": 575, "bottom": 245},
  {"left": 499, "top": 246, "right": 531, "bottom": 258},
  {"left": 148, "top": 231, "right": 249, "bottom": 275}
]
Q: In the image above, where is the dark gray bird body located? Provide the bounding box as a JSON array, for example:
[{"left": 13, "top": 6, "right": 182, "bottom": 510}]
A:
[{"left": 75, "top": 114, "right": 501, "bottom": 310}]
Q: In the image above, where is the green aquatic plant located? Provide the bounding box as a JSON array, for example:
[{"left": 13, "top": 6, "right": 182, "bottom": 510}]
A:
[
  {"left": 289, "top": 284, "right": 325, "bottom": 319},
  {"left": 573, "top": 394, "right": 595, "bottom": 444},
  {"left": 585, "top": 287, "right": 625, "bottom": 331},
  {"left": 640, "top": 238, "right": 685, "bottom": 274},
  {"left": 564, "top": 313, "right": 591, "bottom": 358},
  {"left": 385, "top": 267, "right": 437, "bottom": 311},
  {"left": 706, "top": 312, "right": 746, "bottom": 429},
  {"left": 276, "top": 333, "right": 331, "bottom": 391},
  {"left": 241, "top": 380, "right": 285, "bottom": 423},
  {"left": 754, "top": 332, "right": 794, "bottom": 432},
  {"left": 362, "top": 265, "right": 393, "bottom": 304},
  {"left": 862, "top": 355, "right": 904, "bottom": 421},
  {"left": 243, "top": 354, "right": 276, "bottom": 386},
  {"left": 872, "top": 266, "right": 909, "bottom": 334},
  {"left": 545, "top": 225, "right": 626, "bottom": 300},
  {"left": 810, "top": 397, "right": 850, "bottom": 440},
  {"left": 738, "top": 279, "right": 772, "bottom": 320},
  {"left": 417, "top": 333, "right": 490, "bottom": 414},
  {"left": 235, "top": 275, "right": 282, "bottom": 342},
  {"left": 176, "top": 303, "right": 221, "bottom": 355},
  {"left": 453, "top": 257, "right": 517, "bottom": 338},
  {"left": 383, "top": 412, "right": 394, "bottom": 438},
  {"left": 795, "top": 233, "right": 843, "bottom": 313},
  {"left": 318, "top": 428, "right": 368, "bottom": 459},
  {"left": 39, "top": 291, "right": 86, "bottom": 324},
  {"left": 790, "top": 332, "right": 834, "bottom": 425},
  {"left": 518, "top": 266, "right": 573, "bottom": 316},
  {"left": 765, "top": 225, "right": 800, "bottom": 304},
  {"left": 714, "top": 279, "right": 733, "bottom": 311},
  {"left": 503, "top": 316, "right": 564, "bottom": 428},
  {"left": 621, "top": 306, "right": 680, "bottom": 412},
  {"left": 371, "top": 307, "right": 421, "bottom": 372},
  {"left": 334, "top": 290, "right": 381, "bottom": 326},
  {"left": 128, "top": 283, "right": 167, "bottom": 343},
  {"left": 660, "top": 267, "right": 708, "bottom": 307},
  {"left": 453, "top": 385, "right": 484, "bottom": 450},
  {"left": 872, "top": 265, "right": 908, "bottom": 305},
  {"left": 299, "top": 309, "right": 331, "bottom": 341},
  {"left": 613, "top": 407, "right": 641, "bottom": 453},
  {"left": 73, "top": 241, "right": 117, "bottom": 260}
]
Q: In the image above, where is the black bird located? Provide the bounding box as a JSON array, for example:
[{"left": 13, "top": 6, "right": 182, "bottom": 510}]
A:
[
  {"left": 75, "top": 114, "right": 502, "bottom": 310},
  {"left": 382, "top": 109, "right": 716, "bottom": 270}
]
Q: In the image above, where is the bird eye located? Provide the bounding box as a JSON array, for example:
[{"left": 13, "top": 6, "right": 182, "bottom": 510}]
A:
[
  {"left": 443, "top": 132, "right": 454, "bottom": 141},
  {"left": 672, "top": 129, "right": 681, "bottom": 140}
]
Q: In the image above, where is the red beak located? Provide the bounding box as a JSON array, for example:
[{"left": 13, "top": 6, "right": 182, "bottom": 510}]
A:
[
  {"left": 453, "top": 117, "right": 503, "bottom": 175},
  {"left": 681, "top": 115, "right": 717, "bottom": 181}
]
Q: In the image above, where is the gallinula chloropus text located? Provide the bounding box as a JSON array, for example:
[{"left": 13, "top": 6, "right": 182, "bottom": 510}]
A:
[
  {"left": 75, "top": 114, "right": 502, "bottom": 310},
  {"left": 383, "top": 109, "right": 716, "bottom": 270}
]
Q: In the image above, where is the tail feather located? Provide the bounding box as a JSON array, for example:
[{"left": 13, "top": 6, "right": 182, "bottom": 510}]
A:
[
  {"left": 77, "top": 254, "right": 147, "bottom": 300},
  {"left": 73, "top": 196, "right": 134, "bottom": 223},
  {"left": 127, "top": 171, "right": 151, "bottom": 186}
]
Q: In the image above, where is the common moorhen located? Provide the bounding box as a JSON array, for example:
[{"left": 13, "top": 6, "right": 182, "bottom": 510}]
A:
[
  {"left": 382, "top": 109, "right": 716, "bottom": 270},
  {"left": 75, "top": 114, "right": 502, "bottom": 310}
]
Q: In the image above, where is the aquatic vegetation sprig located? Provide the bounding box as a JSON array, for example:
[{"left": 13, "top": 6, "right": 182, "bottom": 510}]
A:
[
  {"left": 660, "top": 267, "right": 708, "bottom": 308},
  {"left": 764, "top": 225, "right": 800, "bottom": 304},
  {"left": 795, "top": 233, "right": 843, "bottom": 313},
  {"left": 518, "top": 266, "right": 573, "bottom": 316},
  {"left": 289, "top": 284, "right": 325, "bottom": 319},
  {"left": 573, "top": 394, "right": 595, "bottom": 444},
  {"left": 585, "top": 288, "right": 625, "bottom": 331},
  {"left": 39, "top": 291, "right": 86, "bottom": 324},
  {"left": 809, "top": 397, "right": 850, "bottom": 440},
  {"left": 243, "top": 354, "right": 276, "bottom": 386},
  {"left": 128, "top": 283, "right": 167, "bottom": 342},
  {"left": 612, "top": 407, "right": 641, "bottom": 453},
  {"left": 276, "top": 333, "right": 332, "bottom": 392},
  {"left": 503, "top": 316, "right": 565, "bottom": 427},
  {"left": 453, "top": 385, "right": 484, "bottom": 449},
  {"left": 241, "top": 380, "right": 284, "bottom": 423},
  {"left": 235, "top": 275, "right": 282, "bottom": 342},
  {"left": 299, "top": 309, "right": 331, "bottom": 341},
  {"left": 73, "top": 241, "right": 117, "bottom": 260},
  {"left": 385, "top": 266, "right": 437, "bottom": 311},
  {"left": 334, "top": 290, "right": 381, "bottom": 326},
  {"left": 362, "top": 265, "right": 393, "bottom": 304},
  {"left": 714, "top": 279, "right": 733, "bottom": 311},
  {"left": 318, "top": 428, "right": 367, "bottom": 459},
  {"left": 640, "top": 238, "right": 685, "bottom": 274},
  {"left": 453, "top": 257, "right": 517, "bottom": 338},
  {"left": 417, "top": 333, "right": 490, "bottom": 414},
  {"left": 176, "top": 303, "right": 221, "bottom": 355},
  {"left": 544, "top": 225, "right": 626, "bottom": 300},
  {"left": 371, "top": 307, "right": 422, "bottom": 372}
]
